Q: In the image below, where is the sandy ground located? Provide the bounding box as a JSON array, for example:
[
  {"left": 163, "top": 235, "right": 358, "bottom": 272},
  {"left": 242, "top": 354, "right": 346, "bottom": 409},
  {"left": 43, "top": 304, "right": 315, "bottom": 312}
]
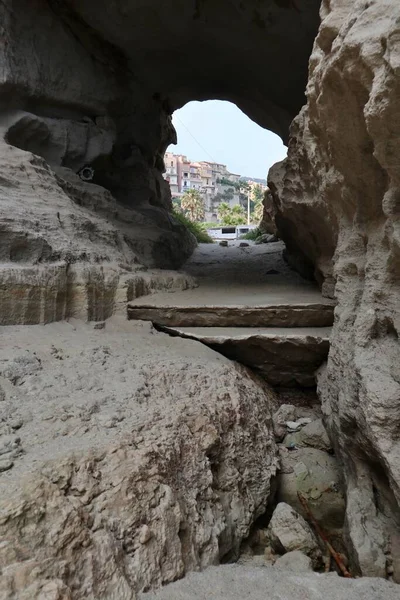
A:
[
  {"left": 140, "top": 564, "right": 400, "bottom": 600},
  {"left": 0, "top": 316, "right": 239, "bottom": 496},
  {"left": 130, "top": 241, "right": 332, "bottom": 307}
]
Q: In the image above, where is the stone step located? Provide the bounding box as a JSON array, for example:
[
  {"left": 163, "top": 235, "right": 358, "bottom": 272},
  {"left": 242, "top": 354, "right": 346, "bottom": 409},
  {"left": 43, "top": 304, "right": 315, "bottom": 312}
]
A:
[
  {"left": 127, "top": 302, "right": 335, "bottom": 328},
  {"left": 156, "top": 325, "right": 331, "bottom": 387}
]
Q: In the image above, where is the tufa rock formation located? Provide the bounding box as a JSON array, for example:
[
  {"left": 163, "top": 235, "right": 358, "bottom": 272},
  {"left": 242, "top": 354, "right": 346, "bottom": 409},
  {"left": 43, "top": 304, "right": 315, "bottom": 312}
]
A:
[
  {"left": 267, "top": 0, "right": 400, "bottom": 580},
  {"left": 0, "top": 0, "right": 321, "bottom": 323},
  {"left": 1, "top": 0, "right": 400, "bottom": 590}
]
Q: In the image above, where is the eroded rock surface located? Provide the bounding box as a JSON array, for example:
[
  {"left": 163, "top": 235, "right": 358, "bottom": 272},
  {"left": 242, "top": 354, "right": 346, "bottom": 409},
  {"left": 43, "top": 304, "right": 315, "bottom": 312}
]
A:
[
  {"left": 0, "top": 318, "right": 278, "bottom": 599},
  {"left": 267, "top": 502, "right": 321, "bottom": 566},
  {"left": 0, "top": 0, "right": 322, "bottom": 326},
  {"left": 156, "top": 326, "right": 331, "bottom": 387},
  {"left": 267, "top": 0, "right": 400, "bottom": 578}
]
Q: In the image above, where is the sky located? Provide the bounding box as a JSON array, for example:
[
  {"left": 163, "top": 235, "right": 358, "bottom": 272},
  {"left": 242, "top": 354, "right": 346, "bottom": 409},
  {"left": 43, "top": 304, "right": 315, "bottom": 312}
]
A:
[{"left": 168, "top": 100, "right": 287, "bottom": 180}]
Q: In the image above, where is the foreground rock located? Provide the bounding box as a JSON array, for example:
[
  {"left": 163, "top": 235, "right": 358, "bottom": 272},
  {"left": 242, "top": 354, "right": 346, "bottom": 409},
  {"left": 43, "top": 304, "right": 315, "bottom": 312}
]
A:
[
  {"left": 0, "top": 319, "right": 278, "bottom": 599},
  {"left": 128, "top": 304, "right": 335, "bottom": 328},
  {"left": 267, "top": 503, "right": 321, "bottom": 566},
  {"left": 140, "top": 564, "right": 400, "bottom": 600},
  {"left": 267, "top": 0, "right": 400, "bottom": 578},
  {"left": 274, "top": 551, "right": 313, "bottom": 573},
  {"left": 156, "top": 326, "right": 331, "bottom": 387},
  {"left": 277, "top": 446, "right": 345, "bottom": 534}
]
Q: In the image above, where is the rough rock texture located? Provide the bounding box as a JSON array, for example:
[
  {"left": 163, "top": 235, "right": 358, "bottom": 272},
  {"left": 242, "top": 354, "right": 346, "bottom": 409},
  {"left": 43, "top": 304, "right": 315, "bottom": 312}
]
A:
[
  {"left": 0, "top": 319, "right": 278, "bottom": 599},
  {"left": 267, "top": 0, "right": 400, "bottom": 579},
  {"left": 283, "top": 418, "right": 332, "bottom": 451},
  {"left": 267, "top": 502, "right": 321, "bottom": 565},
  {"left": 128, "top": 304, "right": 335, "bottom": 328},
  {"left": 0, "top": 258, "right": 196, "bottom": 325},
  {"left": 259, "top": 189, "right": 278, "bottom": 236},
  {"left": 274, "top": 550, "right": 313, "bottom": 572},
  {"left": 0, "top": 114, "right": 197, "bottom": 324},
  {"left": 156, "top": 326, "right": 331, "bottom": 387},
  {"left": 139, "top": 565, "right": 400, "bottom": 600},
  {"left": 273, "top": 403, "right": 298, "bottom": 441},
  {"left": 0, "top": 0, "right": 321, "bottom": 323},
  {"left": 277, "top": 446, "right": 345, "bottom": 534}
]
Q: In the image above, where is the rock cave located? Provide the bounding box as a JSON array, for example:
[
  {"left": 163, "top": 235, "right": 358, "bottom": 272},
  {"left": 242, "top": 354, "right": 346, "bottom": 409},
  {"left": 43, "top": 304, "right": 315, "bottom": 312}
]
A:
[{"left": 0, "top": 1, "right": 400, "bottom": 599}]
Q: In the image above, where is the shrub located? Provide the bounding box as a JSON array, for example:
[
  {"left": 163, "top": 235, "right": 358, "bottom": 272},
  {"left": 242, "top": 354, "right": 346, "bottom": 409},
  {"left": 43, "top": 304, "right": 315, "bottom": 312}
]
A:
[
  {"left": 173, "top": 210, "right": 214, "bottom": 243},
  {"left": 240, "top": 227, "right": 262, "bottom": 241}
]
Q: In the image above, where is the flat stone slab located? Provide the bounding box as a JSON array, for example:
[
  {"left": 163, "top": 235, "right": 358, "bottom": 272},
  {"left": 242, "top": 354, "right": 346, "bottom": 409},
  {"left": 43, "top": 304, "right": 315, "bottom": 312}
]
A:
[
  {"left": 140, "top": 564, "right": 400, "bottom": 600},
  {"left": 128, "top": 303, "right": 335, "bottom": 328},
  {"left": 157, "top": 326, "right": 331, "bottom": 387}
]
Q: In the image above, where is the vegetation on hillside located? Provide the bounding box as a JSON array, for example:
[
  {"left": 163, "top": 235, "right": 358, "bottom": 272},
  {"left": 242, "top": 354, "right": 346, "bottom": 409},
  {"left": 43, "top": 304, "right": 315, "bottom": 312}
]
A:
[
  {"left": 217, "top": 202, "right": 247, "bottom": 226},
  {"left": 172, "top": 210, "right": 213, "bottom": 243}
]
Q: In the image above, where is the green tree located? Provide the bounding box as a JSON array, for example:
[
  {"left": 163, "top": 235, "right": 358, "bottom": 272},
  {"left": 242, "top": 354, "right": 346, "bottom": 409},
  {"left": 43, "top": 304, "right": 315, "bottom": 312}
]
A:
[
  {"left": 217, "top": 202, "right": 247, "bottom": 226},
  {"left": 251, "top": 184, "right": 264, "bottom": 204},
  {"left": 181, "top": 189, "right": 205, "bottom": 222}
]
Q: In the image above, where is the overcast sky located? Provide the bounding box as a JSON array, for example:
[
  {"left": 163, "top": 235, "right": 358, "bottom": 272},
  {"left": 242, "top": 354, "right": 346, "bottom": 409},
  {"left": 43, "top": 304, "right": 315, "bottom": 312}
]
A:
[{"left": 168, "top": 100, "right": 287, "bottom": 180}]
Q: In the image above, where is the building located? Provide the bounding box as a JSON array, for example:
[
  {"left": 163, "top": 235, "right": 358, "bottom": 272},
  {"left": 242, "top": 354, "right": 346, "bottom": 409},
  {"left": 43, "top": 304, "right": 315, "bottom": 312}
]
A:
[
  {"left": 164, "top": 152, "right": 179, "bottom": 195},
  {"left": 163, "top": 151, "right": 263, "bottom": 221}
]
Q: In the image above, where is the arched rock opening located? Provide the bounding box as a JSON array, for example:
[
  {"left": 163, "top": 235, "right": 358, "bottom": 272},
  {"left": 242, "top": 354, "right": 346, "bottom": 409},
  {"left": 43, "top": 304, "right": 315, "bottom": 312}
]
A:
[
  {"left": 0, "top": 0, "right": 321, "bottom": 274},
  {"left": 1, "top": 0, "right": 400, "bottom": 585}
]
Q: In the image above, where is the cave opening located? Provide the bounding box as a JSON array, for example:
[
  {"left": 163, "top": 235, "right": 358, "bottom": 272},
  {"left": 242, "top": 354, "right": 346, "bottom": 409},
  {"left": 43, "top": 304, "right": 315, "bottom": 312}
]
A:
[{"left": 165, "top": 99, "right": 287, "bottom": 228}]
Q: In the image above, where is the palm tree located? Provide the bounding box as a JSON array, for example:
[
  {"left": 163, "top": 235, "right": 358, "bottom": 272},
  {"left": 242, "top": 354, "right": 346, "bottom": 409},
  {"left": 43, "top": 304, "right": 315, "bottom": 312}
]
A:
[
  {"left": 218, "top": 203, "right": 247, "bottom": 226},
  {"left": 181, "top": 189, "right": 205, "bottom": 222}
]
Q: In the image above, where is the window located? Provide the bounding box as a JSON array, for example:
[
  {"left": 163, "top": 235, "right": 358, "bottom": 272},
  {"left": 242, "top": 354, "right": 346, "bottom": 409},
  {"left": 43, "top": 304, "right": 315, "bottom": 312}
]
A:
[
  {"left": 184, "top": 172, "right": 188, "bottom": 177},
  {"left": 221, "top": 227, "right": 236, "bottom": 234},
  {"left": 171, "top": 161, "right": 173, "bottom": 167},
  {"left": 183, "top": 181, "right": 187, "bottom": 187}
]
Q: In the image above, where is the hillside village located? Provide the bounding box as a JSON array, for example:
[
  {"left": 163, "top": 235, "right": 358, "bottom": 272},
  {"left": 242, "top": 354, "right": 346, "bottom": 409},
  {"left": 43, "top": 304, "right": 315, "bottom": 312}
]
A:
[{"left": 164, "top": 151, "right": 268, "bottom": 222}]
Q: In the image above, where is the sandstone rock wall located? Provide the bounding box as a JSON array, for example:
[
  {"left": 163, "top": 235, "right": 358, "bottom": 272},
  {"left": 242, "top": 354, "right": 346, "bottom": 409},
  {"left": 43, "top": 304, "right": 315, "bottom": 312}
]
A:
[{"left": 268, "top": 0, "right": 400, "bottom": 579}]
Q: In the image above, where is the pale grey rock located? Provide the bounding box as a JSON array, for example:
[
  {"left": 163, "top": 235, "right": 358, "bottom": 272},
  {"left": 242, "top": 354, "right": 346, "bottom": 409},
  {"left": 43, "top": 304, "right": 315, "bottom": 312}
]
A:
[
  {"left": 266, "top": 0, "right": 400, "bottom": 577},
  {"left": 277, "top": 447, "right": 345, "bottom": 534},
  {"left": 286, "top": 420, "right": 303, "bottom": 432},
  {"left": 274, "top": 550, "right": 313, "bottom": 573},
  {"left": 284, "top": 419, "right": 332, "bottom": 452},
  {"left": 254, "top": 233, "right": 277, "bottom": 245},
  {"left": 267, "top": 503, "right": 321, "bottom": 566},
  {"left": 273, "top": 404, "right": 297, "bottom": 441},
  {"left": 139, "top": 564, "right": 400, "bottom": 600},
  {"left": 0, "top": 319, "right": 278, "bottom": 599},
  {"left": 153, "top": 326, "right": 331, "bottom": 387}
]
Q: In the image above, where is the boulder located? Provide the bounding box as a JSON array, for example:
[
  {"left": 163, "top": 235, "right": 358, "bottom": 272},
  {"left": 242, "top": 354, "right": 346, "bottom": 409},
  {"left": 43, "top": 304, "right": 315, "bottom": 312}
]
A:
[
  {"left": 267, "top": 503, "right": 321, "bottom": 566},
  {"left": 0, "top": 319, "right": 279, "bottom": 599},
  {"left": 277, "top": 447, "right": 345, "bottom": 534},
  {"left": 273, "top": 404, "right": 297, "bottom": 441},
  {"left": 274, "top": 551, "right": 313, "bottom": 573},
  {"left": 254, "top": 234, "right": 278, "bottom": 245},
  {"left": 284, "top": 419, "right": 332, "bottom": 452}
]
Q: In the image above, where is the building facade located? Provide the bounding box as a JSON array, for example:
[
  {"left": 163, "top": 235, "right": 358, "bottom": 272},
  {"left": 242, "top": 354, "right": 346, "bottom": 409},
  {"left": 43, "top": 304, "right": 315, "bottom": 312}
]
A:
[{"left": 163, "top": 151, "right": 267, "bottom": 221}]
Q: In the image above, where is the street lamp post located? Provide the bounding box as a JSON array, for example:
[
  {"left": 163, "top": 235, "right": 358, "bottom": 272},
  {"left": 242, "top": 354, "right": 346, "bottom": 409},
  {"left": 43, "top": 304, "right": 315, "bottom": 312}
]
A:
[{"left": 247, "top": 189, "right": 251, "bottom": 225}]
